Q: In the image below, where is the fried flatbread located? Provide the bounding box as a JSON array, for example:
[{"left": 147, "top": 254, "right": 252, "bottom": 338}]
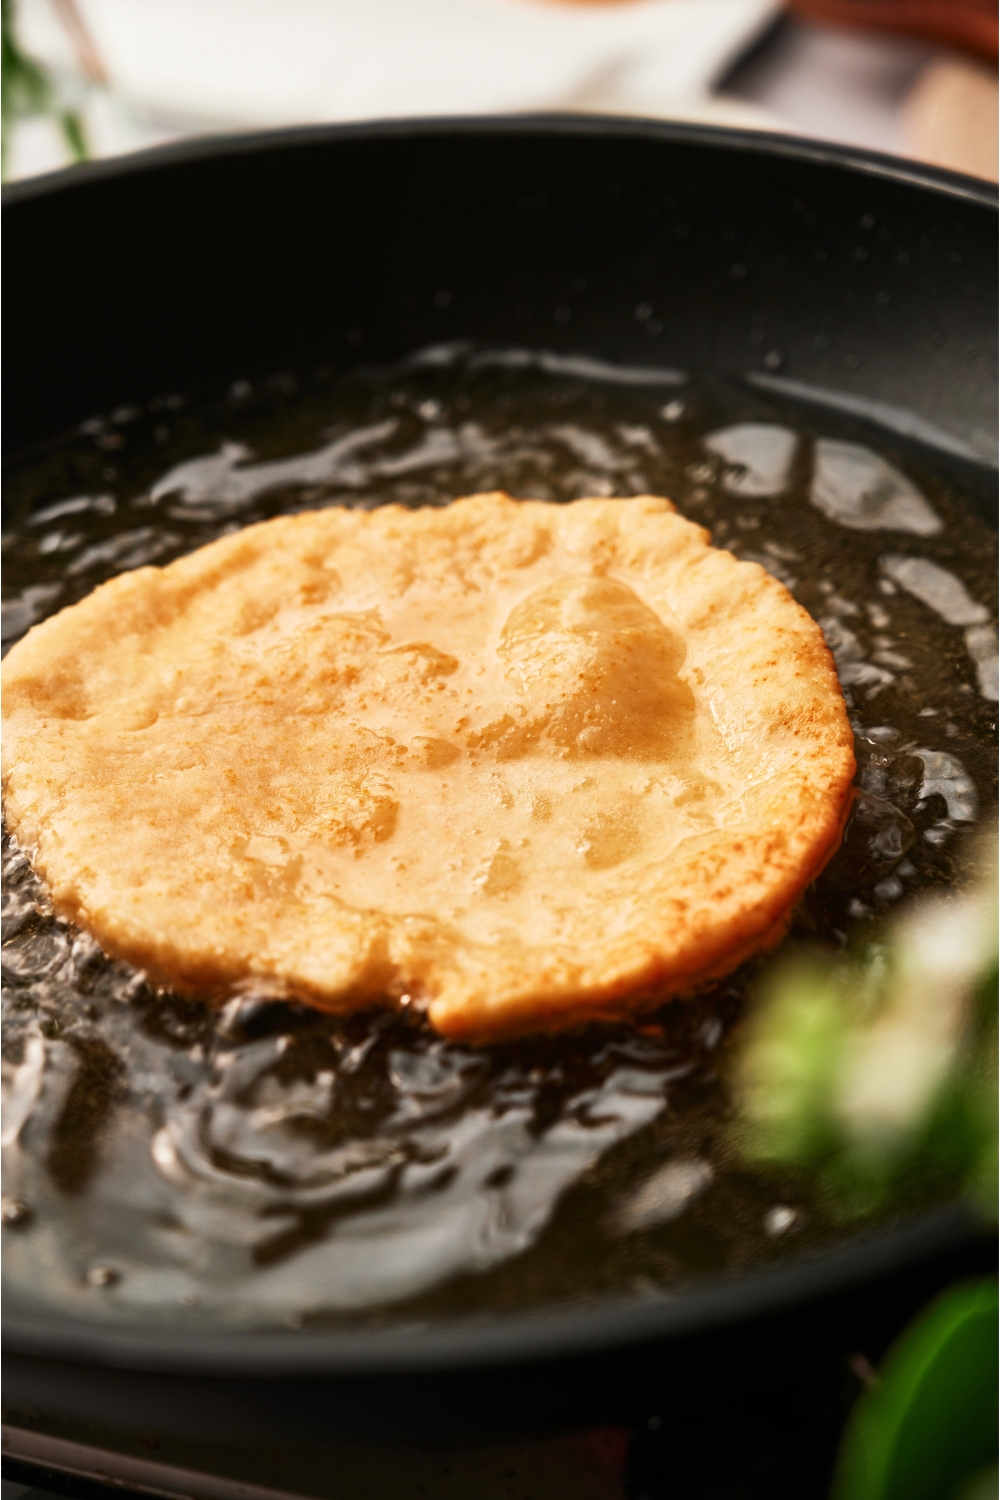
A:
[{"left": 1, "top": 493, "right": 855, "bottom": 1040}]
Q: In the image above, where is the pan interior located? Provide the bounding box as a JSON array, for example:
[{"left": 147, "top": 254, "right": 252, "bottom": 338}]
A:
[{"left": 2, "top": 346, "right": 995, "bottom": 1334}]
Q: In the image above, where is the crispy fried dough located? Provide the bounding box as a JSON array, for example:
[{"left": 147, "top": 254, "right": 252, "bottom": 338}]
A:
[{"left": 1, "top": 493, "right": 855, "bottom": 1040}]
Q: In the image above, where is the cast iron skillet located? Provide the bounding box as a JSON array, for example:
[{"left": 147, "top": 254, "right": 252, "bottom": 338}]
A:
[{"left": 3, "top": 118, "right": 997, "bottom": 1453}]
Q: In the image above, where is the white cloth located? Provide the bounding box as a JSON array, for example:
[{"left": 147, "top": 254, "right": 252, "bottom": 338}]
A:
[{"left": 12, "top": 0, "right": 781, "bottom": 178}]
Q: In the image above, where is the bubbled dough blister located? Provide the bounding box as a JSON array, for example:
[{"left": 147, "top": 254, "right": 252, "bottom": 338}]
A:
[{"left": 1, "top": 493, "right": 855, "bottom": 1040}]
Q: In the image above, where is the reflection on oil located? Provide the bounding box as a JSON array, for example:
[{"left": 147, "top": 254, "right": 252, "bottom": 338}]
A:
[
  {"left": 703, "top": 423, "right": 797, "bottom": 497},
  {"left": 811, "top": 439, "right": 941, "bottom": 535}
]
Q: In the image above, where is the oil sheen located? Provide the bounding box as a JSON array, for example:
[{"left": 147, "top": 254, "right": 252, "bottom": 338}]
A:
[{"left": 2, "top": 348, "right": 996, "bottom": 1330}]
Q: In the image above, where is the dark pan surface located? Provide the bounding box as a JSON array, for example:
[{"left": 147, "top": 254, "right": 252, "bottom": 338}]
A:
[
  {"left": 5, "top": 116, "right": 997, "bottom": 465},
  {"left": 2, "top": 119, "right": 996, "bottom": 1383}
]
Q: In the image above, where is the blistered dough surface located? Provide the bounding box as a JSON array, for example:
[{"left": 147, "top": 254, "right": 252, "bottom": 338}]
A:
[{"left": 1, "top": 493, "right": 855, "bottom": 1039}]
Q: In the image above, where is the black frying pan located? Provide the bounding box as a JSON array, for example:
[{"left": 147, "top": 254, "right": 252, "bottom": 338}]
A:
[{"left": 3, "top": 119, "right": 997, "bottom": 1475}]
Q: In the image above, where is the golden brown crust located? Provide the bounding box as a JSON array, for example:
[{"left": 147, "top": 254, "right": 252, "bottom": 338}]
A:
[{"left": 1, "top": 493, "right": 855, "bottom": 1040}]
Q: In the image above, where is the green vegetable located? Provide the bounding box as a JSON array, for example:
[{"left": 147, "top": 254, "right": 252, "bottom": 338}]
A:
[{"left": 833, "top": 1279, "right": 998, "bottom": 1500}]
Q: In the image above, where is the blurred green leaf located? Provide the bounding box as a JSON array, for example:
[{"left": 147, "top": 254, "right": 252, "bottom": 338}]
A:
[
  {"left": 2, "top": 0, "right": 89, "bottom": 178},
  {"left": 732, "top": 846, "right": 997, "bottom": 1224},
  {"left": 733, "top": 957, "right": 846, "bottom": 1165},
  {"left": 833, "top": 1279, "right": 998, "bottom": 1500},
  {"left": 57, "top": 106, "right": 88, "bottom": 162}
]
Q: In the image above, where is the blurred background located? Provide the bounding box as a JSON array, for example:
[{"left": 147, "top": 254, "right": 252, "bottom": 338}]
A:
[{"left": 3, "top": 0, "right": 997, "bottom": 184}]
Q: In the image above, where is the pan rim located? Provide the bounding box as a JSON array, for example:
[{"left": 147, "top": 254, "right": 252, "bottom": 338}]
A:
[
  {"left": 2, "top": 1206, "right": 988, "bottom": 1376},
  {"left": 2, "top": 113, "right": 997, "bottom": 212}
]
